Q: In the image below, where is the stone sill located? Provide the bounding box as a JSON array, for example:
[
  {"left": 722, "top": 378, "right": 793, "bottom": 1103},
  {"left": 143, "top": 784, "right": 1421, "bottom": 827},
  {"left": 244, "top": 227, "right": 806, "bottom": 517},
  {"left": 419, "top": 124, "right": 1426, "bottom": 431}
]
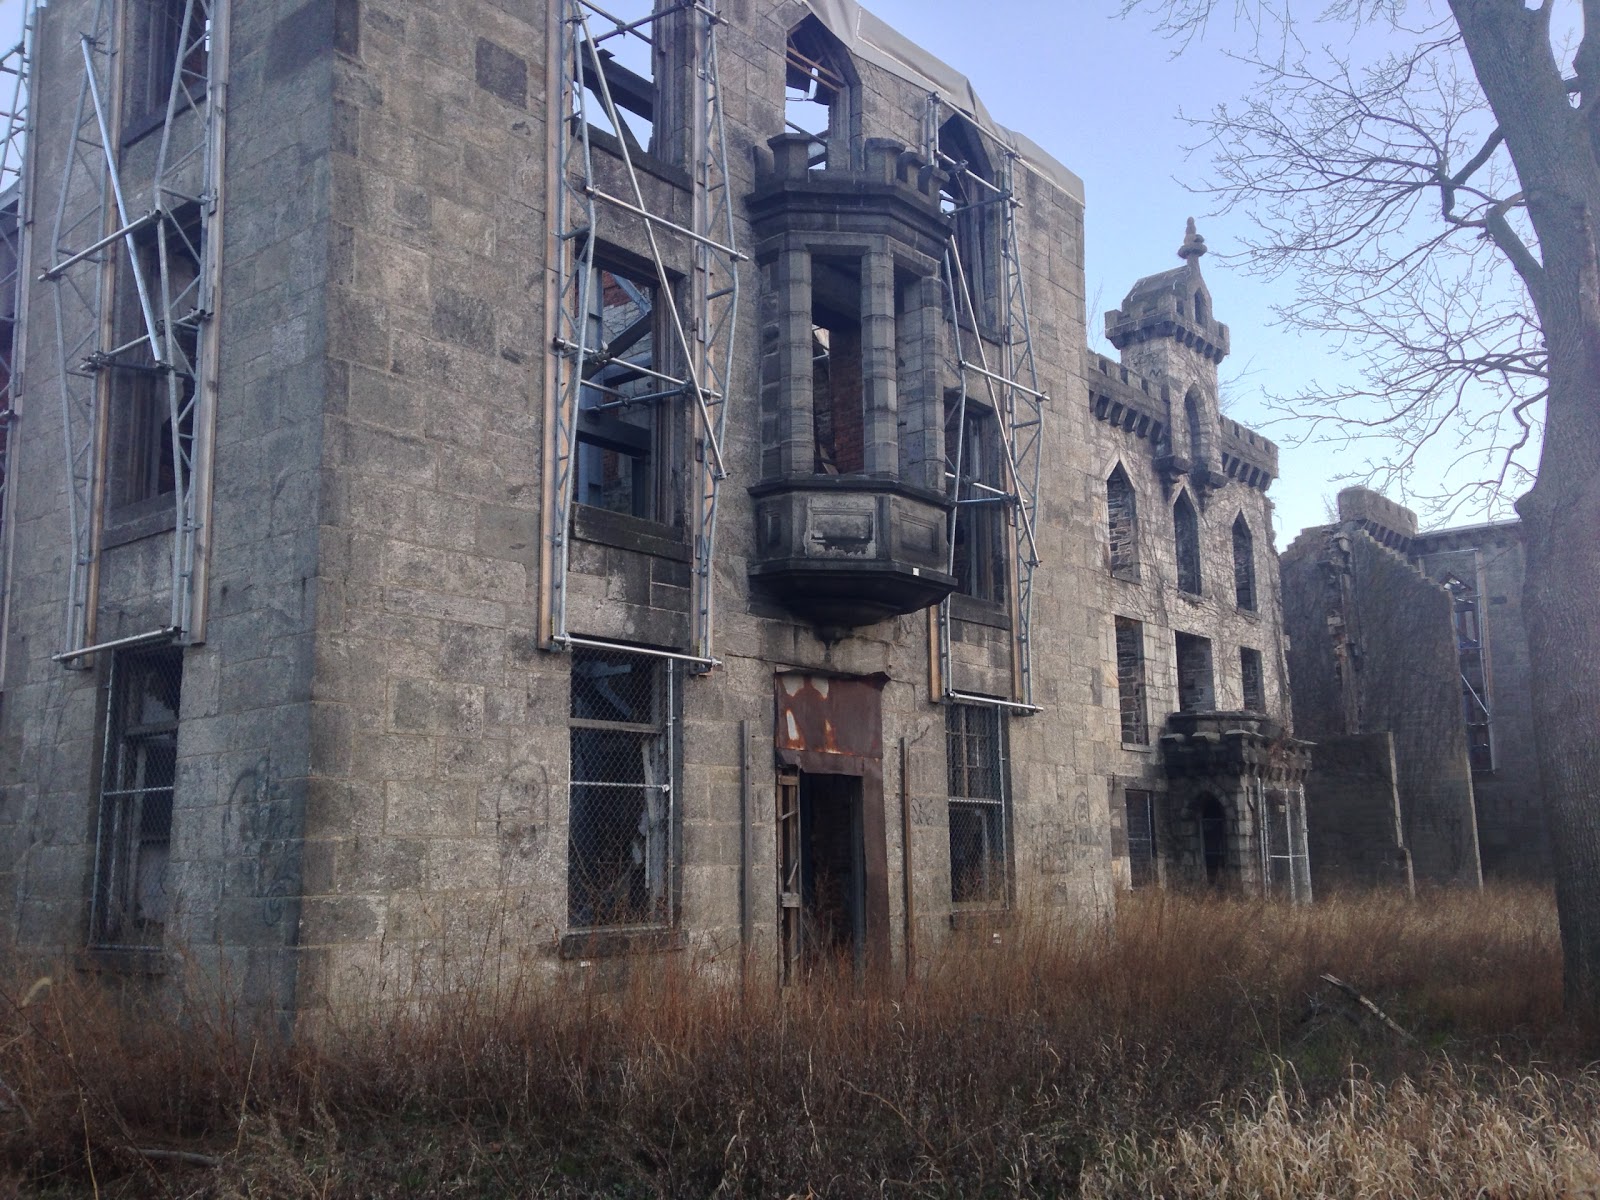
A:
[
  {"left": 572, "top": 506, "right": 690, "bottom": 561},
  {"left": 558, "top": 926, "right": 688, "bottom": 960},
  {"left": 78, "top": 944, "right": 169, "bottom": 976},
  {"left": 948, "top": 907, "right": 1018, "bottom": 934},
  {"left": 948, "top": 593, "right": 1011, "bottom": 630},
  {"left": 102, "top": 502, "right": 179, "bottom": 550}
]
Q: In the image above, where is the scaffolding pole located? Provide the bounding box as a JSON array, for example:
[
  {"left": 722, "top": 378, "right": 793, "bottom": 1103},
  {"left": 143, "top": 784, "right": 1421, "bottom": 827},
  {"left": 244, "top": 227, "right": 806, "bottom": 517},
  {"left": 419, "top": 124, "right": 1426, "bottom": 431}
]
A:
[
  {"left": 0, "top": 2, "right": 38, "bottom": 690},
  {"left": 927, "top": 98, "right": 1047, "bottom": 711},
  {"left": 44, "top": 0, "right": 229, "bottom": 661},
  {"left": 542, "top": 0, "right": 741, "bottom": 668}
]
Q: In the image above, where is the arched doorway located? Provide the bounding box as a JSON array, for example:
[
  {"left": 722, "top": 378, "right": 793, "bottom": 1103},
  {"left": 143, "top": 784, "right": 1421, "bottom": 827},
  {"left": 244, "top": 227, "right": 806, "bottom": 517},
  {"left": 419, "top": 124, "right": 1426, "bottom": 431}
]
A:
[{"left": 1198, "top": 794, "right": 1228, "bottom": 885}]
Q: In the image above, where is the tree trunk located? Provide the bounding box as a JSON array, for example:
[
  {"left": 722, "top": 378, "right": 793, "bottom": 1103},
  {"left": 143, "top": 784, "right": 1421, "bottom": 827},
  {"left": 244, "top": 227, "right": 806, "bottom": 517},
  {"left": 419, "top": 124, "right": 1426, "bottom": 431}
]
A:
[{"left": 1452, "top": 0, "right": 1600, "bottom": 1009}]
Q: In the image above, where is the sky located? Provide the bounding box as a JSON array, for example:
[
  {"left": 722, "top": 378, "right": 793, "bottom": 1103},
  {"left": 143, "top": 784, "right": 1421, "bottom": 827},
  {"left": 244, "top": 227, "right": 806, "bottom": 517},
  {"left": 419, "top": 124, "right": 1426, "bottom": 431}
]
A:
[{"left": 0, "top": 0, "right": 1534, "bottom": 546}]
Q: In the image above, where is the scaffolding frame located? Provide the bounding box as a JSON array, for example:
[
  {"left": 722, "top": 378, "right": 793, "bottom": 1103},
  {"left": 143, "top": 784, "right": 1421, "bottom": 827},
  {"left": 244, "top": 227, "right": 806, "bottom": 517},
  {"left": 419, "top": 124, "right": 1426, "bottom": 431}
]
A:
[
  {"left": 541, "top": 0, "right": 742, "bottom": 671},
  {"left": 925, "top": 99, "right": 1046, "bottom": 711},
  {"left": 43, "top": 0, "right": 230, "bottom": 662},
  {"left": 0, "top": 2, "right": 38, "bottom": 690}
]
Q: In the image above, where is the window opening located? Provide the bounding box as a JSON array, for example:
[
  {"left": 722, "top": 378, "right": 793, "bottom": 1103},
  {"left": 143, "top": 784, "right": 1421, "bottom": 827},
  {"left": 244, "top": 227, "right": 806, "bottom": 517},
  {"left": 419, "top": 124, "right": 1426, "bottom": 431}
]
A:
[
  {"left": 1232, "top": 513, "right": 1256, "bottom": 610},
  {"left": 937, "top": 116, "right": 1000, "bottom": 328},
  {"left": 948, "top": 401, "right": 1008, "bottom": 603},
  {"left": 1444, "top": 573, "right": 1493, "bottom": 771},
  {"left": 1125, "top": 788, "right": 1155, "bottom": 888},
  {"left": 1106, "top": 464, "right": 1139, "bottom": 581},
  {"left": 784, "top": 16, "right": 849, "bottom": 169},
  {"left": 947, "top": 703, "right": 1008, "bottom": 905},
  {"left": 575, "top": 0, "right": 658, "bottom": 156},
  {"left": 568, "top": 646, "right": 676, "bottom": 928},
  {"left": 127, "top": 0, "right": 209, "bottom": 134},
  {"left": 1173, "top": 492, "right": 1201, "bottom": 595},
  {"left": 1115, "top": 616, "right": 1148, "bottom": 745},
  {"left": 811, "top": 255, "right": 863, "bottom": 475},
  {"left": 108, "top": 208, "right": 202, "bottom": 512},
  {"left": 1175, "top": 632, "right": 1215, "bottom": 713},
  {"left": 576, "top": 257, "right": 666, "bottom": 520},
  {"left": 1193, "top": 288, "right": 1207, "bottom": 325},
  {"left": 91, "top": 646, "right": 182, "bottom": 946},
  {"left": 1183, "top": 389, "right": 1204, "bottom": 465},
  {"left": 1198, "top": 793, "right": 1227, "bottom": 884},
  {"left": 1239, "top": 646, "right": 1266, "bottom": 713}
]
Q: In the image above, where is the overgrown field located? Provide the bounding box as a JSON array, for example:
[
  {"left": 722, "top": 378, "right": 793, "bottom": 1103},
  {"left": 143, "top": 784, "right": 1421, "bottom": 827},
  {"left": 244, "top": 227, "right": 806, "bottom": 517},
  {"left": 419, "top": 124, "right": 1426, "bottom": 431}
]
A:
[{"left": 4, "top": 886, "right": 1597, "bottom": 1197}]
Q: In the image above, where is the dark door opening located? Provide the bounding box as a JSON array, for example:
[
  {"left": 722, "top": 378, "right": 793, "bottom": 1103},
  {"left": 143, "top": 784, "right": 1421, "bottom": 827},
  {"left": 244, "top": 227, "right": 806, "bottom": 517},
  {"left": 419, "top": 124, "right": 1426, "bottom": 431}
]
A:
[
  {"left": 1199, "top": 794, "right": 1227, "bottom": 885},
  {"left": 777, "top": 768, "right": 865, "bottom": 980}
]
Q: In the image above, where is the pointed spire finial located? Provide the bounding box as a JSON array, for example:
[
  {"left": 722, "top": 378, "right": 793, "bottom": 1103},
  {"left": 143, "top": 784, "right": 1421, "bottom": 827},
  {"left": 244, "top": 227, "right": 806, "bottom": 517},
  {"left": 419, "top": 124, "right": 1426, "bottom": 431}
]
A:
[{"left": 1178, "top": 217, "right": 1207, "bottom": 262}]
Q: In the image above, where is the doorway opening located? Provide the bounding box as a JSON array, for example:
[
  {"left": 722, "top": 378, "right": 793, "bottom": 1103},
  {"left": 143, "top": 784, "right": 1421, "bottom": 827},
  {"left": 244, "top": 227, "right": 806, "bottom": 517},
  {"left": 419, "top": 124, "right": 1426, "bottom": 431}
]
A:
[
  {"left": 777, "top": 768, "right": 866, "bottom": 981},
  {"left": 1199, "top": 793, "right": 1228, "bottom": 885}
]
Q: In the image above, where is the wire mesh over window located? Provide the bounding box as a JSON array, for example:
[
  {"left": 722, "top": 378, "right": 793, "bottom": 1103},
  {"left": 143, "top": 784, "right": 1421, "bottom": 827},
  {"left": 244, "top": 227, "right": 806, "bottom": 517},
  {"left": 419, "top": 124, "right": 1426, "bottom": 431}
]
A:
[
  {"left": 1174, "top": 492, "right": 1201, "bottom": 596},
  {"left": 568, "top": 646, "right": 676, "bottom": 929},
  {"left": 1239, "top": 646, "right": 1266, "bottom": 714},
  {"left": 1114, "top": 616, "right": 1148, "bottom": 745},
  {"left": 1106, "top": 465, "right": 1139, "bottom": 581},
  {"left": 947, "top": 704, "right": 1008, "bottom": 905},
  {"left": 1232, "top": 514, "right": 1256, "bottom": 610},
  {"left": 1125, "top": 789, "right": 1156, "bottom": 888},
  {"left": 91, "top": 646, "right": 183, "bottom": 947}
]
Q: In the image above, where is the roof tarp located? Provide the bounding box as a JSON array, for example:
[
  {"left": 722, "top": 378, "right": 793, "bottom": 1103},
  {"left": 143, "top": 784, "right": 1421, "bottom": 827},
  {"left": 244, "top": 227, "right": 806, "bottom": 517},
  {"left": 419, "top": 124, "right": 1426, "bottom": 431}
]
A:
[{"left": 801, "top": 0, "right": 1085, "bottom": 203}]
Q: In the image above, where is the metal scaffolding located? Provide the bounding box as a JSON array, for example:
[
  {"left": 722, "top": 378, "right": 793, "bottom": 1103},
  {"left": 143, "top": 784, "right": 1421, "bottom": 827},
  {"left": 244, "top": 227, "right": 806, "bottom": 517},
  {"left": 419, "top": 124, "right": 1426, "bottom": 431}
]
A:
[
  {"left": 42, "top": 0, "right": 229, "bottom": 661},
  {"left": 541, "top": 0, "right": 742, "bottom": 671},
  {"left": 926, "top": 99, "right": 1047, "bottom": 711},
  {"left": 0, "top": 2, "right": 37, "bottom": 688}
]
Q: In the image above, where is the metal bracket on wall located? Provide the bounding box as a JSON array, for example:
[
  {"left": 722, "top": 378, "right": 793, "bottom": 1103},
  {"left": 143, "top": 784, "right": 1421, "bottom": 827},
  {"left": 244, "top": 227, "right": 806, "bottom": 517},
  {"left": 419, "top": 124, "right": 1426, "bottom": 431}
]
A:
[
  {"left": 925, "top": 97, "right": 1046, "bottom": 711},
  {"left": 541, "top": 0, "right": 743, "bottom": 669},
  {"left": 41, "top": 0, "right": 229, "bottom": 662}
]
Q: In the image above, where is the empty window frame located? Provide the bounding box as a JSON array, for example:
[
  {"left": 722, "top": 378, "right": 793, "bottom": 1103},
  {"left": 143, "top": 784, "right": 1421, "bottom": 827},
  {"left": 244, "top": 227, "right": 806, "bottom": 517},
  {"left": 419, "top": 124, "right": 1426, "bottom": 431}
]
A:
[
  {"left": 91, "top": 646, "right": 182, "bottom": 946},
  {"left": 784, "top": 16, "right": 853, "bottom": 169},
  {"left": 126, "top": 0, "right": 209, "bottom": 135},
  {"left": 1239, "top": 646, "right": 1266, "bottom": 713},
  {"left": 1106, "top": 464, "right": 1139, "bottom": 581},
  {"left": 1114, "top": 616, "right": 1149, "bottom": 745},
  {"left": 937, "top": 116, "right": 1000, "bottom": 328},
  {"left": 108, "top": 211, "right": 203, "bottom": 513},
  {"left": 1125, "top": 788, "right": 1156, "bottom": 888},
  {"left": 1173, "top": 492, "right": 1201, "bottom": 596},
  {"left": 811, "top": 255, "right": 864, "bottom": 475},
  {"left": 576, "top": 0, "right": 660, "bottom": 159},
  {"left": 1183, "top": 388, "right": 1205, "bottom": 466},
  {"left": 947, "top": 703, "right": 1008, "bottom": 906},
  {"left": 1175, "top": 632, "right": 1215, "bottom": 713},
  {"left": 1232, "top": 514, "right": 1256, "bottom": 610},
  {"left": 568, "top": 646, "right": 676, "bottom": 929},
  {"left": 948, "top": 402, "right": 1008, "bottom": 603},
  {"left": 575, "top": 256, "right": 669, "bottom": 521}
]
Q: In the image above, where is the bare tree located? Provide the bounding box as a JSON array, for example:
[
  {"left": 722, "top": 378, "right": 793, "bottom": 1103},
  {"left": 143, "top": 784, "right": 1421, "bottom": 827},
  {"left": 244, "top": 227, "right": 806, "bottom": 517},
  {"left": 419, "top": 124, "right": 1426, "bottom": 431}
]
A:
[{"left": 1130, "top": 0, "right": 1600, "bottom": 1010}]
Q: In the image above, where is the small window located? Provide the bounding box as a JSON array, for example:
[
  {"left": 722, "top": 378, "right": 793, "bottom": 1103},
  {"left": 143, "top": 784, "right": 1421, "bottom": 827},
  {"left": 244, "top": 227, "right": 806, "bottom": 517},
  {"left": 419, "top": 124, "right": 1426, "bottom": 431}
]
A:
[
  {"left": 1183, "top": 389, "right": 1206, "bottom": 465},
  {"left": 948, "top": 402, "right": 1008, "bottom": 603},
  {"left": 812, "top": 255, "right": 864, "bottom": 475},
  {"left": 1173, "top": 492, "right": 1201, "bottom": 596},
  {"left": 575, "top": 256, "right": 667, "bottom": 521},
  {"left": 576, "top": 1, "right": 659, "bottom": 158},
  {"left": 1125, "top": 789, "right": 1156, "bottom": 889},
  {"left": 1106, "top": 464, "right": 1139, "bottom": 581},
  {"left": 1444, "top": 574, "right": 1493, "bottom": 771},
  {"left": 1232, "top": 514, "right": 1256, "bottom": 610},
  {"left": 947, "top": 704, "right": 1008, "bottom": 906},
  {"left": 937, "top": 116, "right": 999, "bottom": 328},
  {"left": 1114, "top": 616, "right": 1148, "bottom": 745},
  {"left": 568, "top": 646, "right": 676, "bottom": 929},
  {"left": 1193, "top": 288, "right": 1208, "bottom": 325},
  {"left": 91, "top": 646, "right": 183, "bottom": 946},
  {"left": 785, "top": 17, "right": 854, "bottom": 170},
  {"left": 1239, "top": 646, "right": 1266, "bottom": 713},
  {"left": 1175, "top": 632, "right": 1215, "bottom": 713},
  {"left": 108, "top": 211, "right": 203, "bottom": 512},
  {"left": 127, "top": 0, "right": 209, "bottom": 132}
]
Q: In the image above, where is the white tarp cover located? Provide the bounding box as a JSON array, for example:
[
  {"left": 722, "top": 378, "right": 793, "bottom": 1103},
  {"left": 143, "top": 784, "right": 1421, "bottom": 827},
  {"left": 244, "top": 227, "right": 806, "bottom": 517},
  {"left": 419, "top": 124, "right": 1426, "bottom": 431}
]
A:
[{"left": 802, "top": 0, "right": 1086, "bottom": 203}]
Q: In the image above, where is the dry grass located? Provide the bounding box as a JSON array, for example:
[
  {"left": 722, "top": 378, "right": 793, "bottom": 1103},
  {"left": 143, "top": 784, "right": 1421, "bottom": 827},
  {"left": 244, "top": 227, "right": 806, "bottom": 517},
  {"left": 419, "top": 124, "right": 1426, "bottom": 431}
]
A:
[{"left": 0, "top": 885, "right": 1586, "bottom": 1197}]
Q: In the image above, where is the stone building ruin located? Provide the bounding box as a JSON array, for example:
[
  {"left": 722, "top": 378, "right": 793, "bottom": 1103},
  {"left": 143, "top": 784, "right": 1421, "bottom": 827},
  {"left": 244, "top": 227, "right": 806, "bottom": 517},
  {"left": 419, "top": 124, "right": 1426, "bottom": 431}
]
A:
[{"left": 0, "top": 0, "right": 1306, "bottom": 1017}]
